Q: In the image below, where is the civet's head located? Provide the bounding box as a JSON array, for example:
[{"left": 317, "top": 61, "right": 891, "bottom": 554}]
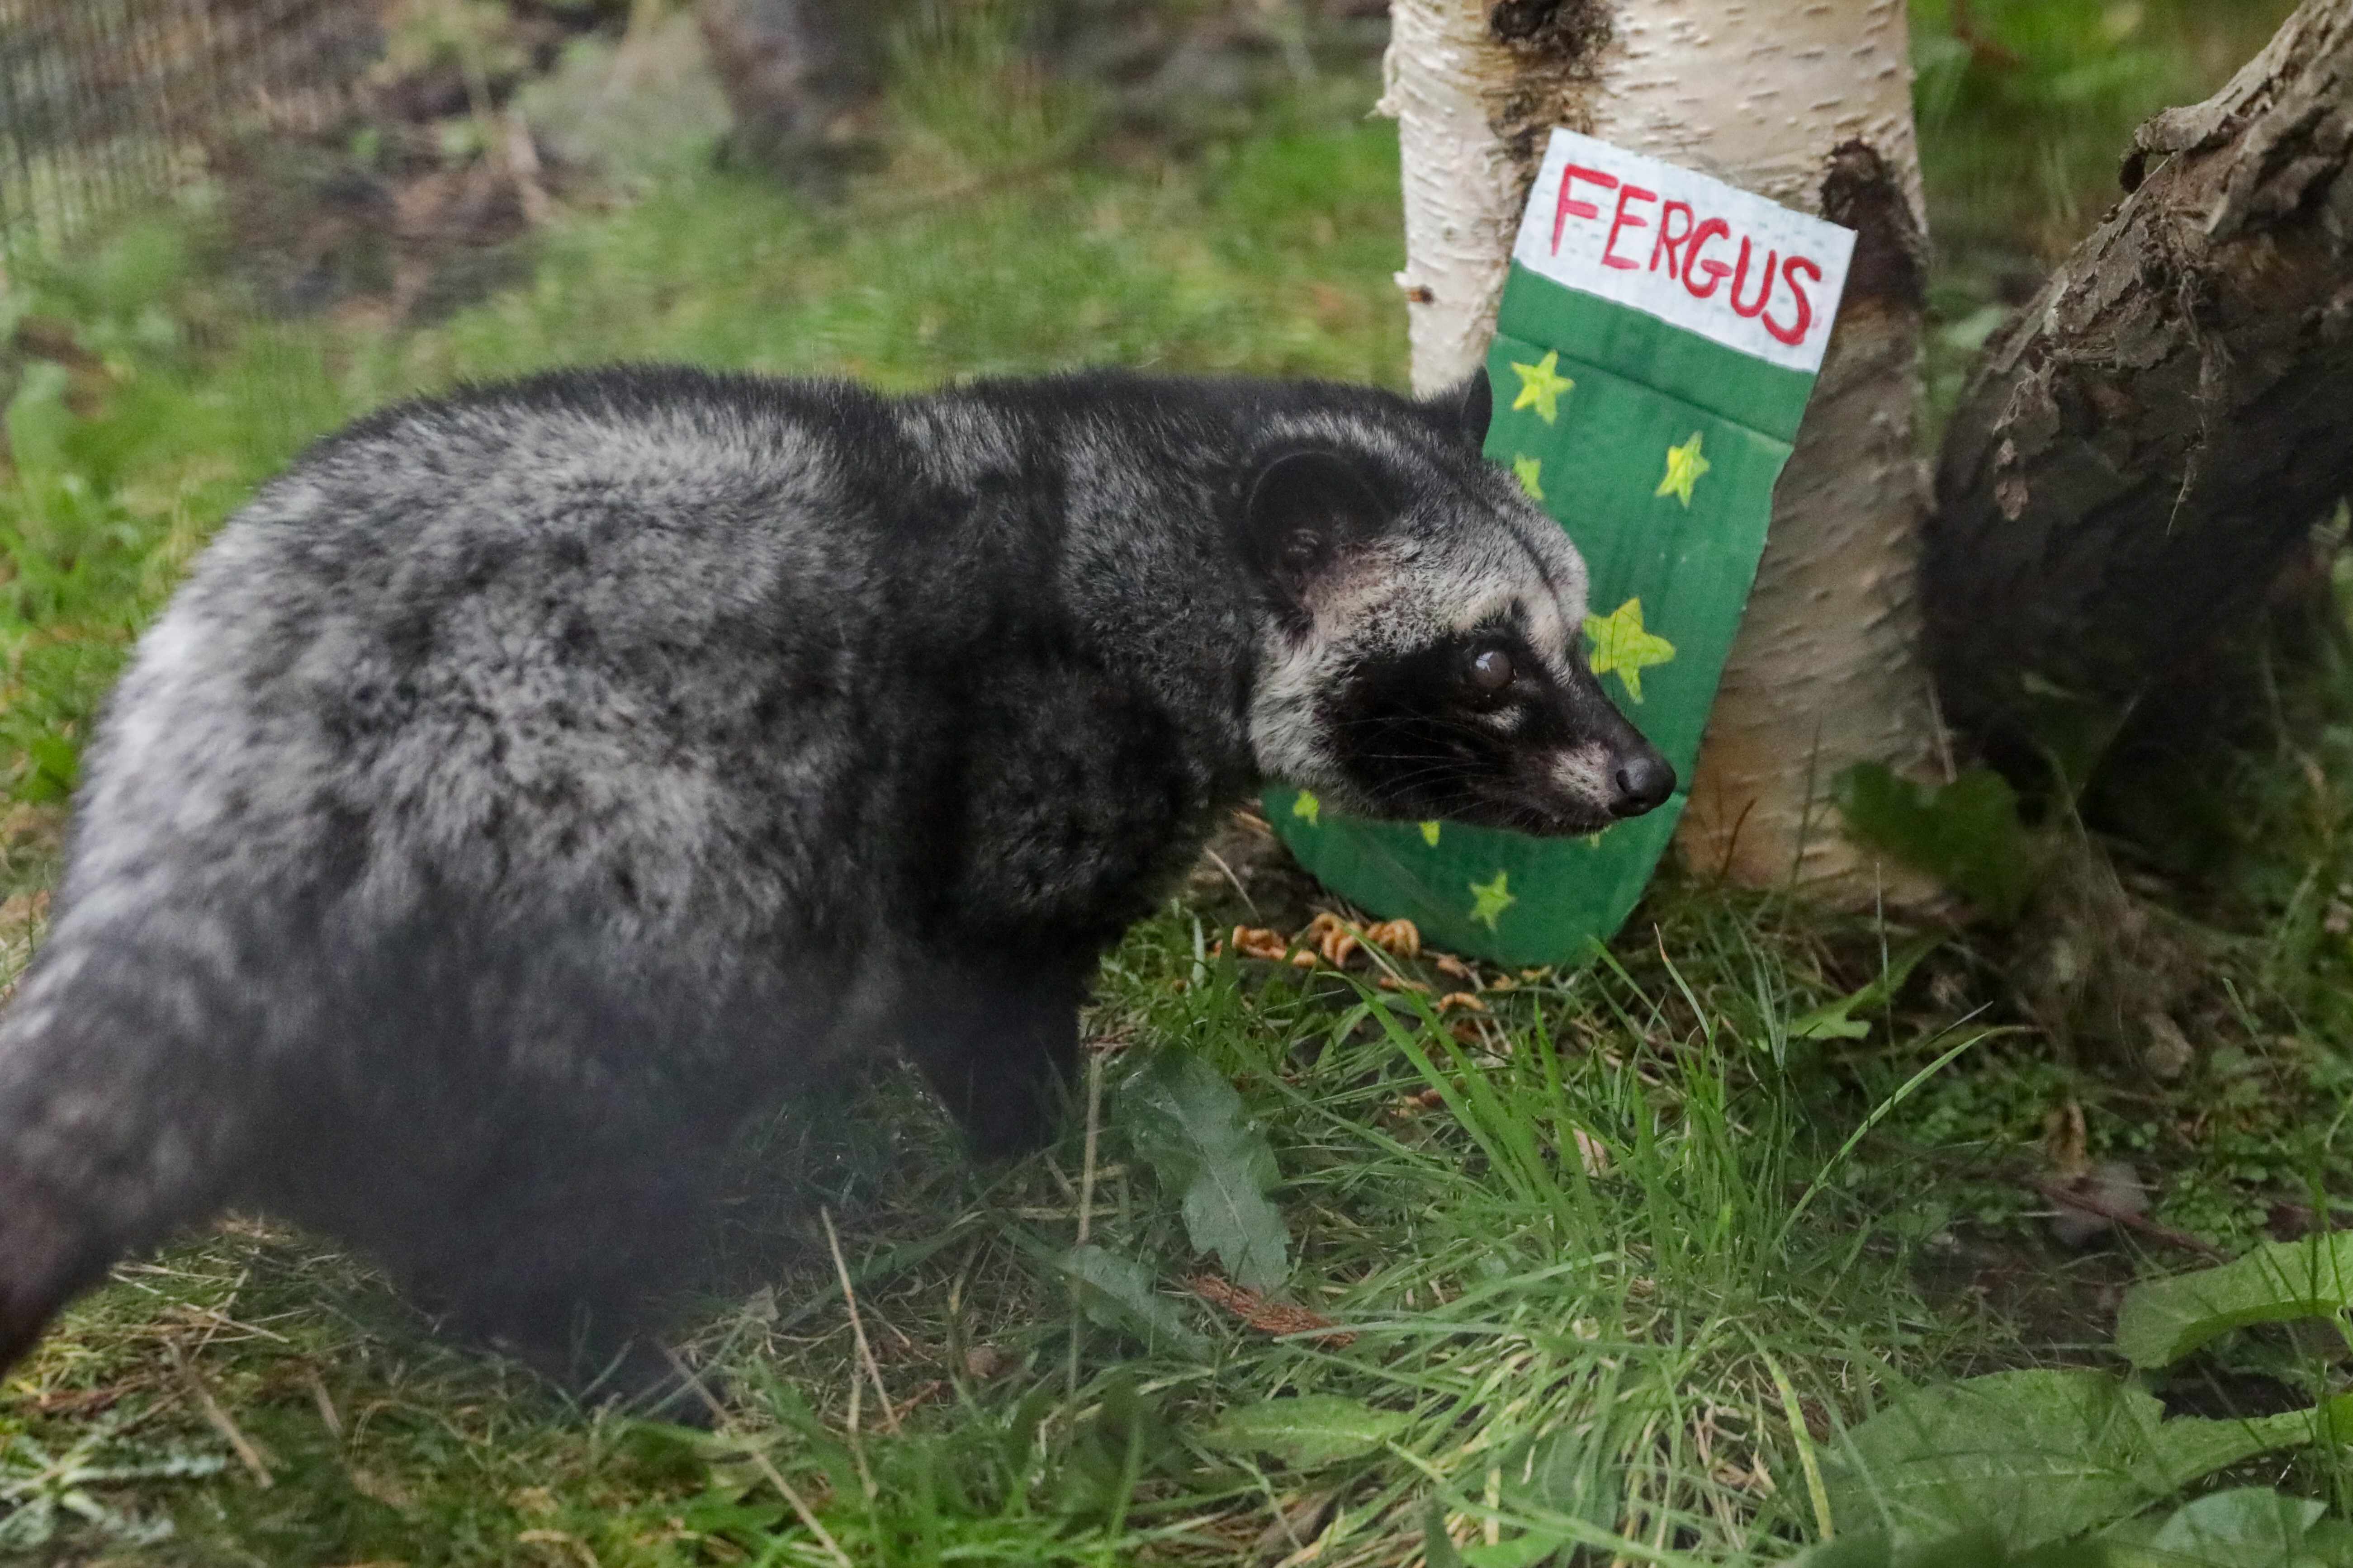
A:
[{"left": 1240, "top": 374, "right": 1674, "bottom": 837}]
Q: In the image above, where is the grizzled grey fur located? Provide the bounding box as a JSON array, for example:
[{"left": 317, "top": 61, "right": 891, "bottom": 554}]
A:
[{"left": 0, "top": 365, "right": 1670, "bottom": 1397}]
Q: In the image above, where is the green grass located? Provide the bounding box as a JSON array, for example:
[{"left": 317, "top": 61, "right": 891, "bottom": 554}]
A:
[
  {"left": 7, "top": 888, "right": 1982, "bottom": 1565},
  {"left": 5, "top": 2, "right": 2353, "bottom": 1562},
  {"left": 1908, "top": 0, "right": 2300, "bottom": 259}
]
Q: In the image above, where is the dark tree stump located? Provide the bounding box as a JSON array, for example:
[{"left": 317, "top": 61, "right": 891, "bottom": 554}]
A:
[{"left": 1925, "top": 0, "right": 2353, "bottom": 780}]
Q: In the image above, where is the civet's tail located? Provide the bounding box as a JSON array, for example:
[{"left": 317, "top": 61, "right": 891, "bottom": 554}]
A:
[{"left": 0, "top": 915, "right": 260, "bottom": 1377}]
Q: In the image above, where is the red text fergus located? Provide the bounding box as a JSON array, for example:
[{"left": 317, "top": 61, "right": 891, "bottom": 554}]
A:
[{"left": 1552, "top": 162, "right": 1824, "bottom": 349}]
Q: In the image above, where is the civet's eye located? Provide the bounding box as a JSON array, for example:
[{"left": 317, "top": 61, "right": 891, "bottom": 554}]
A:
[{"left": 1468, "top": 648, "right": 1515, "bottom": 693}]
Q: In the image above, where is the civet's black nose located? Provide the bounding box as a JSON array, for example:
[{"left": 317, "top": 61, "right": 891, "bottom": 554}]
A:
[{"left": 1609, "top": 753, "right": 1676, "bottom": 817}]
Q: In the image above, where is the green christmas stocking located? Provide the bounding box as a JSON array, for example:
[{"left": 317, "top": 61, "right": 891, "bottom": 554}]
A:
[{"left": 1270, "top": 128, "right": 1858, "bottom": 966}]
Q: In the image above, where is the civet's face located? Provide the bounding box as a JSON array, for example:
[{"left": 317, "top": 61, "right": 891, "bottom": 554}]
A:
[{"left": 1243, "top": 383, "right": 1673, "bottom": 836}]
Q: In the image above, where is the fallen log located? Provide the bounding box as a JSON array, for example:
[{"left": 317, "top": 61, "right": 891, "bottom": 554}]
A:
[{"left": 1925, "top": 0, "right": 2353, "bottom": 782}]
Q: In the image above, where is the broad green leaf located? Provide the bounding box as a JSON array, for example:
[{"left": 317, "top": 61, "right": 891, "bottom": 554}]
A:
[
  {"left": 1827, "top": 1371, "right": 2156, "bottom": 1549},
  {"left": 1059, "top": 1243, "right": 1205, "bottom": 1353},
  {"left": 2146, "top": 1488, "right": 2328, "bottom": 1568},
  {"left": 2114, "top": 1233, "right": 2353, "bottom": 1370},
  {"left": 1460, "top": 1531, "right": 1579, "bottom": 1568},
  {"left": 1178, "top": 1171, "right": 1289, "bottom": 1295},
  {"left": 1780, "top": 1533, "right": 1983, "bottom": 1568},
  {"left": 1120, "top": 1047, "right": 1277, "bottom": 1192},
  {"left": 1782, "top": 1532, "right": 2113, "bottom": 1567},
  {"left": 1790, "top": 1005, "right": 1875, "bottom": 1042},
  {"left": 2309, "top": 1523, "right": 2353, "bottom": 1568},
  {"left": 1826, "top": 1371, "right": 2341, "bottom": 1552},
  {"left": 1198, "top": 1394, "right": 1408, "bottom": 1469},
  {"left": 1117, "top": 1047, "right": 1289, "bottom": 1292},
  {"left": 1778, "top": 1537, "right": 1896, "bottom": 1568},
  {"left": 1790, "top": 935, "right": 1944, "bottom": 1041},
  {"left": 1836, "top": 764, "right": 2040, "bottom": 922},
  {"left": 2141, "top": 1399, "right": 2352, "bottom": 1492}
]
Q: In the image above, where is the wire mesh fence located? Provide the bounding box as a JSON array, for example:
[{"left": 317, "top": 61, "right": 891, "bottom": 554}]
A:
[{"left": 0, "top": 0, "right": 375, "bottom": 264}]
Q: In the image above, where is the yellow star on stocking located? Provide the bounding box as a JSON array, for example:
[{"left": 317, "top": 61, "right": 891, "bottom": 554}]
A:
[
  {"left": 1419, "top": 820, "right": 1442, "bottom": 846},
  {"left": 1656, "top": 430, "right": 1711, "bottom": 507},
  {"left": 1511, "top": 454, "right": 1545, "bottom": 501},
  {"left": 1467, "top": 870, "right": 1516, "bottom": 930},
  {"left": 1292, "top": 790, "right": 1321, "bottom": 827},
  {"left": 1509, "top": 350, "right": 1574, "bottom": 424},
  {"left": 1584, "top": 597, "right": 1676, "bottom": 703}
]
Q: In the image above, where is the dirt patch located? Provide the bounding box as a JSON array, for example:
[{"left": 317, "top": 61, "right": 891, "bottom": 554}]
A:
[{"left": 209, "top": 0, "right": 633, "bottom": 323}]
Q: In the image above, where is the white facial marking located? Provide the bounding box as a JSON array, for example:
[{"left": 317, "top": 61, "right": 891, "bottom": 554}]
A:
[
  {"left": 1549, "top": 741, "right": 1614, "bottom": 810},
  {"left": 1525, "top": 596, "right": 1567, "bottom": 654},
  {"left": 1249, "top": 633, "right": 1335, "bottom": 788},
  {"left": 1301, "top": 549, "right": 1398, "bottom": 623}
]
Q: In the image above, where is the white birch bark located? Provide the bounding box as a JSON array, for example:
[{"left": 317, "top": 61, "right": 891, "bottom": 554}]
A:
[{"left": 1378, "top": 0, "right": 1944, "bottom": 901}]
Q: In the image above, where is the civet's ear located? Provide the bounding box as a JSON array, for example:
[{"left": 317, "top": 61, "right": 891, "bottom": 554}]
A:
[
  {"left": 1428, "top": 368, "right": 1494, "bottom": 446},
  {"left": 1241, "top": 448, "right": 1388, "bottom": 605}
]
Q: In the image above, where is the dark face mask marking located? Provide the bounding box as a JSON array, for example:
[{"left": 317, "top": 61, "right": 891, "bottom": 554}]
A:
[{"left": 1324, "top": 624, "right": 1672, "bottom": 836}]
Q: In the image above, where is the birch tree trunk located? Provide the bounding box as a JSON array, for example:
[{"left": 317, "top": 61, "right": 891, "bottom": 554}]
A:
[{"left": 1378, "top": 0, "right": 1944, "bottom": 898}]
